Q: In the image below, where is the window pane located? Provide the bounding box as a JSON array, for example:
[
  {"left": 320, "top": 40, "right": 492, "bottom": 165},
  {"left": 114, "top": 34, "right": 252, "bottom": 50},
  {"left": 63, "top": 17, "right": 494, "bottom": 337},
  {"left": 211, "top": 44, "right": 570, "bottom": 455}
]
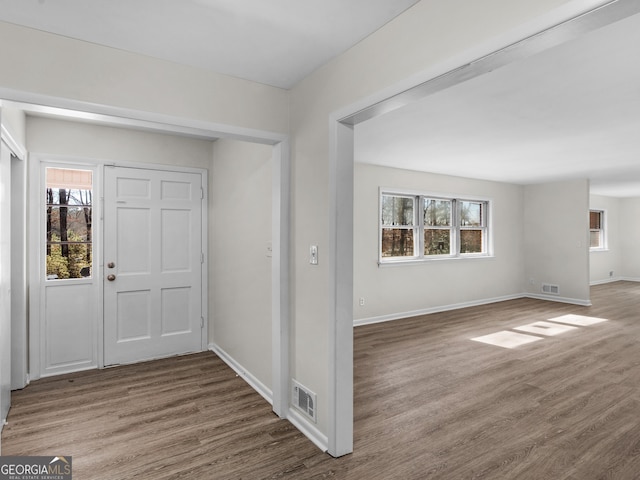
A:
[
  {"left": 423, "top": 198, "right": 451, "bottom": 226},
  {"left": 589, "top": 211, "right": 601, "bottom": 230},
  {"left": 590, "top": 231, "right": 602, "bottom": 248},
  {"left": 424, "top": 229, "right": 451, "bottom": 255},
  {"left": 460, "top": 201, "right": 483, "bottom": 227},
  {"left": 460, "top": 229, "right": 483, "bottom": 253},
  {"left": 382, "top": 195, "right": 414, "bottom": 226},
  {"left": 381, "top": 228, "right": 414, "bottom": 257},
  {"left": 48, "top": 206, "right": 92, "bottom": 242},
  {"left": 46, "top": 168, "right": 93, "bottom": 280}
]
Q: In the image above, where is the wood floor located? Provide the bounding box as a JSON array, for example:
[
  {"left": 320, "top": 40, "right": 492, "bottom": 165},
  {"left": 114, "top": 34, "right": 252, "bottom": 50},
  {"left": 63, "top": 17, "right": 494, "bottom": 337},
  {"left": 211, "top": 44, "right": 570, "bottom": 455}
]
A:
[{"left": 3, "top": 281, "right": 640, "bottom": 479}]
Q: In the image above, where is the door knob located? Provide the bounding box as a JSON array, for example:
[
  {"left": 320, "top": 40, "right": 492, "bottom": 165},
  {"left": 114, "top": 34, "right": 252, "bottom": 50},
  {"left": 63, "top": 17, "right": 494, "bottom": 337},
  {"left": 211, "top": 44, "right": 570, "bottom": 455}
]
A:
[
  {"left": 107, "top": 274, "right": 116, "bottom": 281},
  {"left": 107, "top": 262, "right": 115, "bottom": 268}
]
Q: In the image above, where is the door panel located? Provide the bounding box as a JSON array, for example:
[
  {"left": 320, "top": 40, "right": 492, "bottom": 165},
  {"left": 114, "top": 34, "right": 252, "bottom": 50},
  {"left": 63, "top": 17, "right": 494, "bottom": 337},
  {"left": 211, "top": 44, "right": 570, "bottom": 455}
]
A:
[
  {"left": 117, "top": 208, "right": 151, "bottom": 274},
  {"left": 45, "top": 283, "right": 95, "bottom": 367},
  {"left": 104, "top": 166, "right": 203, "bottom": 366},
  {"left": 116, "top": 290, "right": 151, "bottom": 340}
]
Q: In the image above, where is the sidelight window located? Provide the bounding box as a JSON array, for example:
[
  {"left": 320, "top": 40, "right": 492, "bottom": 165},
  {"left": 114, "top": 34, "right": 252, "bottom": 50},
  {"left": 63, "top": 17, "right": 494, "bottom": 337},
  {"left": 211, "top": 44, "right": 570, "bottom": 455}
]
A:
[{"left": 45, "top": 167, "right": 93, "bottom": 280}]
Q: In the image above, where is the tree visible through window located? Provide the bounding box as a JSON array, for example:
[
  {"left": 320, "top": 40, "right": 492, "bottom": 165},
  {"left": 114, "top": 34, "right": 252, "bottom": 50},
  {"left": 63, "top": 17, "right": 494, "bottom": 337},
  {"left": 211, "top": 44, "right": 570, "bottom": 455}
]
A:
[
  {"left": 424, "top": 198, "right": 452, "bottom": 255},
  {"left": 589, "top": 210, "right": 604, "bottom": 249},
  {"left": 380, "top": 192, "right": 489, "bottom": 262},
  {"left": 46, "top": 168, "right": 93, "bottom": 280},
  {"left": 381, "top": 194, "right": 415, "bottom": 257}
]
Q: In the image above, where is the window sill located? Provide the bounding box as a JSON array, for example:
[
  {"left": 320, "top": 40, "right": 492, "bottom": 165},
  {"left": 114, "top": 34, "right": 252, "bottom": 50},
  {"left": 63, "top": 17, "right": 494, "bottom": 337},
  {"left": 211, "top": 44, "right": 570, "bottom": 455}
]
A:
[
  {"left": 590, "top": 248, "right": 609, "bottom": 253},
  {"left": 379, "top": 254, "right": 494, "bottom": 267}
]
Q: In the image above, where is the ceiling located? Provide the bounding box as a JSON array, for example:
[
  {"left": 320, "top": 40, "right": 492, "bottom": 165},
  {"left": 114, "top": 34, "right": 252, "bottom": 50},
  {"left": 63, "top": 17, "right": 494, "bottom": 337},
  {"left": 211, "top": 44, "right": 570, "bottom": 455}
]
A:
[
  {"left": 1, "top": 1, "right": 639, "bottom": 197},
  {"left": 0, "top": 0, "right": 419, "bottom": 89},
  {"left": 355, "top": 10, "right": 640, "bottom": 198}
]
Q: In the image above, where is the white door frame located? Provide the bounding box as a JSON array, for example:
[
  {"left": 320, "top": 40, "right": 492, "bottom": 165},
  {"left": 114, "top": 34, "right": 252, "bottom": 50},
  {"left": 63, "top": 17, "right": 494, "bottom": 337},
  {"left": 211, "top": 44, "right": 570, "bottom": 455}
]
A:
[
  {"left": 327, "top": 0, "right": 638, "bottom": 457},
  {"left": 0, "top": 122, "right": 28, "bottom": 391},
  {"left": 0, "top": 136, "right": 12, "bottom": 434}
]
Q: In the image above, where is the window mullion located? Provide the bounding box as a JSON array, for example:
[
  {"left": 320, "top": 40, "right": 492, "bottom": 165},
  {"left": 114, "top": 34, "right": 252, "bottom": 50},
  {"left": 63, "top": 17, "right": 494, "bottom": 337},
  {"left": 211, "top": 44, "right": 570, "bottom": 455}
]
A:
[
  {"left": 452, "top": 199, "right": 458, "bottom": 256},
  {"left": 417, "top": 196, "right": 424, "bottom": 259}
]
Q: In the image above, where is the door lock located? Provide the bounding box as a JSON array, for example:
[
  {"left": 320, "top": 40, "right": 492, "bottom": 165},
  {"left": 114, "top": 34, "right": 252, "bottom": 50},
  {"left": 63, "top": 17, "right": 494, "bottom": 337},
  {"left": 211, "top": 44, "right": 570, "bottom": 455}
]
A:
[
  {"left": 107, "top": 262, "right": 115, "bottom": 268},
  {"left": 107, "top": 274, "right": 116, "bottom": 281}
]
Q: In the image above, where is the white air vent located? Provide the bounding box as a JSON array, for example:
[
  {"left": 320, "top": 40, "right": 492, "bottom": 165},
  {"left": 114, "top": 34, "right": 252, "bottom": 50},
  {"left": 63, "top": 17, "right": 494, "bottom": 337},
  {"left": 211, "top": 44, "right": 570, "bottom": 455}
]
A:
[
  {"left": 542, "top": 283, "right": 560, "bottom": 295},
  {"left": 292, "top": 379, "right": 317, "bottom": 423}
]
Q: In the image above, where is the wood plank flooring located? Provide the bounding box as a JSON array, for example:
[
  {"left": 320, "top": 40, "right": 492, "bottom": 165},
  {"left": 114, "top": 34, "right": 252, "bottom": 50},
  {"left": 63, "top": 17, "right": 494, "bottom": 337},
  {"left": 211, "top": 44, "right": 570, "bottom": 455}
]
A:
[{"left": 3, "top": 281, "right": 640, "bottom": 479}]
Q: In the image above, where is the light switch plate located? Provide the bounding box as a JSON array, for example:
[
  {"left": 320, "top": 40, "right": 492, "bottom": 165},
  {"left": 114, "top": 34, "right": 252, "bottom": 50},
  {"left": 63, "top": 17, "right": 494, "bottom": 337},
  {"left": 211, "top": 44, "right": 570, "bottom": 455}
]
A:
[{"left": 310, "top": 245, "right": 318, "bottom": 265}]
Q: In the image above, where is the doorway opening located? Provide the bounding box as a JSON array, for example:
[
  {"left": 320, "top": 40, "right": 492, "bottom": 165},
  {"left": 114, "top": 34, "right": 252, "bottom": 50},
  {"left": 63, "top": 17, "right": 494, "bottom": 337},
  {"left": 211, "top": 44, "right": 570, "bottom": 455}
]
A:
[{"left": 329, "top": 0, "right": 640, "bottom": 457}]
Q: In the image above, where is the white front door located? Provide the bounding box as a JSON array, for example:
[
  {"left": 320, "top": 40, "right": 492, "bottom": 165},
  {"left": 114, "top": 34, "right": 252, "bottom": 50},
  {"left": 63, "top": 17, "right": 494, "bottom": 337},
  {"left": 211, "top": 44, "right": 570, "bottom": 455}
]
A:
[{"left": 103, "top": 166, "right": 204, "bottom": 366}]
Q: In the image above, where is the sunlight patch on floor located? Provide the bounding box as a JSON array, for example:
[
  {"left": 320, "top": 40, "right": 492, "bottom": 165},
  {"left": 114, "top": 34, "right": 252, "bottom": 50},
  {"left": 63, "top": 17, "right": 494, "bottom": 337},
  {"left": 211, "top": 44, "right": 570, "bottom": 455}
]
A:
[
  {"left": 471, "top": 331, "right": 543, "bottom": 349},
  {"left": 514, "top": 321, "right": 579, "bottom": 336},
  {"left": 471, "top": 314, "right": 609, "bottom": 349},
  {"left": 547, "top": 314, "right": 609, "bottom": 326}
]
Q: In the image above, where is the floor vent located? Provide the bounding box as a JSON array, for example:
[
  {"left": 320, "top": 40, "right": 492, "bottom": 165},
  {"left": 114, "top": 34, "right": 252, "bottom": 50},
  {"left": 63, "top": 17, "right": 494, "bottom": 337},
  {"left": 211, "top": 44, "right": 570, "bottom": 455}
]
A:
[
  {"left": 542, "top": 283, "right": 560, "bottom": 295},
  {"left": 292, "top": 379, "right": 317, "bottom": 423}
]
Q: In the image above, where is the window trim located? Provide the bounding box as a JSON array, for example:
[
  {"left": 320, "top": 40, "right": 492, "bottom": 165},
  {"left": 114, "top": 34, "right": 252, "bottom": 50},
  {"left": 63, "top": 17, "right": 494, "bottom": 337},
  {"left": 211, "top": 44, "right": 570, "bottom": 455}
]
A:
[{"left": 379, "top": 188, "right": 491, "bottom": 264}]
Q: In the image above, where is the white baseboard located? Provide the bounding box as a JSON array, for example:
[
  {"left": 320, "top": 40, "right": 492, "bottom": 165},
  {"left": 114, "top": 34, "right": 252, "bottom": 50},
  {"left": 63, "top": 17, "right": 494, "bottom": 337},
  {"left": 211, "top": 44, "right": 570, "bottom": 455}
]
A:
[
  {"left": 524, "top": 293, "right": 591, "bottom": 306},
  {"left": 354, "top": 291, "right": 596, "bottom": 327},
  {"left": 209, "top": 343, "right": 329, "bottom": 453},
  {"left": 208, "top": 343, "right": 273, "bottom": 406},
  {"left": 591, "top": 277, "right": 640, "bottom": 285},
  {"left": 619, "top": 277, "right": 640, "bottom": 283},
  {"left": 590, "top": 276, "right": 621, "bottom": 286},
  {"left": 286, "top": 408, "right": 329, "bottom": 453},
  {"left": 354, "top": 294, "right": 522, "bottom": 327}
]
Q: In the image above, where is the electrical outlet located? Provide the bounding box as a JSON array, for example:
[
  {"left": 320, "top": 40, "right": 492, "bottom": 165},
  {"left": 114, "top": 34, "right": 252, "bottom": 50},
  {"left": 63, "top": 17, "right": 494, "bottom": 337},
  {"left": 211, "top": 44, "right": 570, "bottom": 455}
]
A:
[{"left": 359, "top": 297, "right": 365, "bottom": 306}]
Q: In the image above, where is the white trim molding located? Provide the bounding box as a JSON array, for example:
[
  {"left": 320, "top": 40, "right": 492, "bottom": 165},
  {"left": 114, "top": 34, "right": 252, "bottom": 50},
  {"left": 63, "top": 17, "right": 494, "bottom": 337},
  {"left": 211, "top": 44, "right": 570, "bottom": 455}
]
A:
[
  {"left": 209, "top": 343, "right": 273, "bottom": 406},
  {"left": 355, "top": 292, "right": 593, "bottom": 328},
  {"left": 354, "top": 294, "right": 523, "bottom": 327},
  {"left": 0, "top": 123, "right": 26, "bottom": 160},
  {"left": 287, "top": 409, "right": 329, "bottom": 453},
  {"left": 524, "top": 294, "right": 592, "bottom": 307}
]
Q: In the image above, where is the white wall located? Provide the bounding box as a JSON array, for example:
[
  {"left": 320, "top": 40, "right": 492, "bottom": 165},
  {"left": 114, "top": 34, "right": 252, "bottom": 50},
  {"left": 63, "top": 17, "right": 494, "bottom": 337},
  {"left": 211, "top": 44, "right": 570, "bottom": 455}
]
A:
[
  {"left": 523, "top": 179, "right": 590, "bottom": 303},
  {"left": 0, "top": 106, "right": 26, "bottom": 147},
  {"left": 620, "top": 197, "right": 640, "bottom": 281},
  {"left": 353, "top": 163, "right": 525, "bottom": 322},
  {"left": 0, "top": 21, "right": 288, "bottom": 134},
  {"left": 589, "top": 194, "right": 621, "bottom": 284},
  {"left": 26, "top": 116, "right": 213, "bottom": 169},
  {"left": 210, "top": 138, "right": 273, "bottom": 394}
]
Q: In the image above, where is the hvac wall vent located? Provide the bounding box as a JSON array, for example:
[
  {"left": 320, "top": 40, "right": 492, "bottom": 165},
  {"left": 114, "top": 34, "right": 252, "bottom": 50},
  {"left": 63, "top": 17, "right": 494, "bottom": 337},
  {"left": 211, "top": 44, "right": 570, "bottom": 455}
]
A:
[
  {"left": 542, "top": 283, "right": 560, "bottom": 295},
  {"left": 292, "top": 379, "right": 317, "bottom": 423}
]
